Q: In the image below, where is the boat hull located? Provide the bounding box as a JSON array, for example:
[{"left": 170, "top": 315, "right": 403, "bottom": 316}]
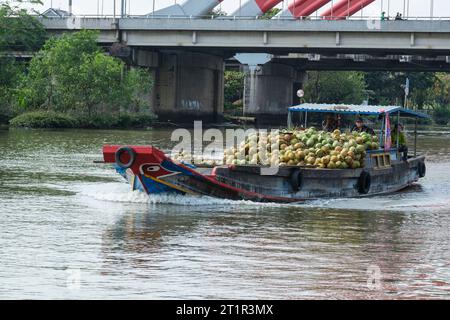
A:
[{"left": 103, "top": 145, "right": 425, "bottom": 203}]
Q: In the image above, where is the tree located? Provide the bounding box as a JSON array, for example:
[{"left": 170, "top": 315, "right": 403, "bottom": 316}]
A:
[
  {"left": 364, "top": 72, "right": 436, "bottom": 108},
  {"left": 304, "top": 71, "right": 366, "bottom": 104},
  {"left": 0, "top": 0, "right": 46, "bottom": 52},
  {"left": 261, "top": 8, "right": 281, "bottom": 19},
  {"left": 0, "top": 0, "right": 46, "bottom": 121},
  {"left": 224, "top": 71, "right": 245, "bottom": 114},
  {"left": 17, "top": 30, "right": 153, "bottom": 116},
  {"left": 427, "top": 73, "right": 450, "bottom": 125},
  {"left": 209, "top": 8, "right": 227, "bottom": 17},
  {"left": 122, "top": 68, "right": 154, "bottom": 113}
]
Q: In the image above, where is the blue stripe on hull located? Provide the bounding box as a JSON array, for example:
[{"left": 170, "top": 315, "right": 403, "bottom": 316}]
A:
[{"left": 114, "top": 164, "right": 182, "bottom": 195}]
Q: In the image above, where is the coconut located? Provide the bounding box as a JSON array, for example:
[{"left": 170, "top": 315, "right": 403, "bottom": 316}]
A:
[
  {"left": 356, "top": 145, "right": 365, "bottom": 154},
  {"left": 296, "top": 150, "right": 305, "bottom": 160},
  {"left": 327, "top": 161, "right": 336, "bottom": 169},
  {"left": 218, "top": 127, "right": 373, "bottom": 169},
  {"left": 306, "top": 138, "right": 315, "bottom": 147},
  {"left": 322, "top": 144, "right": 331, "bottom": 153},
  {"left": 351, "top": 160, "right": 360, "bottom": 169},
  {"left": 293, "top": 142, "right": 302, "bottom": 150},
  {"left": 287, "top": 160, "right": 296, "bottom": 166},
  {"left": 345, "top": 156, "right": 353, "bottom": 166},
  {"left": 306, "top": 156, "right": 316, "bottom": 165}
]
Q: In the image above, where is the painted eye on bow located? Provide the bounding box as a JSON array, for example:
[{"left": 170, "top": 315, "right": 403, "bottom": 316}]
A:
[{"left": 145, "top": 165, "right": 160, "bottom": 172}]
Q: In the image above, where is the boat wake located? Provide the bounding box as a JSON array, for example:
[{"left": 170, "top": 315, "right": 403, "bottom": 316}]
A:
[{"left": 75, "top": 161, "right": 450, "bottom": 213}]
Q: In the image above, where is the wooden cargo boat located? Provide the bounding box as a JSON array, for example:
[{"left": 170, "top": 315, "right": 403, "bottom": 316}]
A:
[{"left": 102, "top": 104, "right": 428, "bottom": 203}]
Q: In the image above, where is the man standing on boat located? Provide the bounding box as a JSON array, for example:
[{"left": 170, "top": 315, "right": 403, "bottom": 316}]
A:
[
  {"left": 351, "top": 117, "right": 375, "bottom": 135},
  {"left": 392, "top": 123, "right": 408, "bottom": 161}
]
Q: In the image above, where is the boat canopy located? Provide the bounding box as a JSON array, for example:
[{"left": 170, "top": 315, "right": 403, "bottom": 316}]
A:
[{"left": 288, "top": 103, "right": 430, "bottom": 119}]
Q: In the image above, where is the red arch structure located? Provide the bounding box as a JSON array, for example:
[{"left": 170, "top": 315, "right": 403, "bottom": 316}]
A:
[
  {"left": 256, "top": 0, "right": 284, "bottom": 13},
  {"left": 282, "top": 0, "right": 333, "bottom": 18},
  {"left": 321, "top": 0, "right": 376, "bottom": 19},
  {"left": 231, "top": 0, "right": 283, "bottom": 16}
]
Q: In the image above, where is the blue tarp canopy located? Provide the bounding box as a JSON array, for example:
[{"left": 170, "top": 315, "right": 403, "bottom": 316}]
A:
[{"left": 288, "top": 103, "right": 430, "bottom": 119}]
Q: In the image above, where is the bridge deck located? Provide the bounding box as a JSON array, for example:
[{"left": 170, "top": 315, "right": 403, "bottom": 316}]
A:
[{"left": 40, "top": 18, "right": 450, "bottom": 54}]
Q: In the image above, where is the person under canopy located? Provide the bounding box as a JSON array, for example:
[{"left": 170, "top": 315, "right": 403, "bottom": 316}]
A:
[
  {"left": 392, "top": 123, "right": 408, "bottom": 161},
  {"left": 351, "top": 117, "right": 375, "bottom": 135}
]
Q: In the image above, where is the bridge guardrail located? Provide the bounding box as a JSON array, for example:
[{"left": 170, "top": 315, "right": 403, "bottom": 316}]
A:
[{"left": 35, "top": 14, "right": 450, "bottom": 21}]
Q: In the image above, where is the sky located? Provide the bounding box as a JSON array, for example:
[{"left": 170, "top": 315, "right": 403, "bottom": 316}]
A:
[{"left": 15, "top": 0, "right": 450, "bottom": 18}]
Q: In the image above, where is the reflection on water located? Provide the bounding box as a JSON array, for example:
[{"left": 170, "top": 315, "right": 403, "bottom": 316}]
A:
[{"left": 0, "top": 128, "right": 449, "bottom": 299}]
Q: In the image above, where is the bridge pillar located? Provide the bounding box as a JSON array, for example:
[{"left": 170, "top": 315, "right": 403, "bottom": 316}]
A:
[
  {"left": 244, "top": 62, "right": 305, "bottom": 125},
  {"left": 153, "top": 51, "right": 224, "bottom": 123}
]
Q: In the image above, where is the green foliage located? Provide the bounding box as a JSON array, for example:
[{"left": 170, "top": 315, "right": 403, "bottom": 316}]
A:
[
  {"left": 17, "top": 30, "right": 154, "bottom": 119},
  {"left": 75, "top": 113, "right": 157, "bottom": 129},
  {"left": 261, "top": 8, "right": 281, "bottom": 19},
  {"left": 304, "top": 71, "right": 366, "bottom": 104},
  {"left": 122, "top": 68, "right": 154, "bottom": 113},
  {"left": 224, "top": 71, "right": 245, "bottom": 115},
  {"left": 0, "top": 0, "right": 46, "bottom": 51},
  {"left": 0, "top": 1, "right": 46, "bottom": 122},
  {"left": 224, "top": 71, "right": 244, "bottom": 103},
  {"left": 10, "top": 111, "right": 157, "bottom": 129},
  {"left": 431, "top": 73, "right": 450, "bottom": 106},
  {"left": 209, "top": 8, "right": 227, "bottom": 17},
  {"left": 9, "top": 111, "right": 76, "bottom": 128},
  {"left": 364, "top": 72, "right": 436, "bottom": 108},
  {"left": 430, "top": 104, "right": 450, "bottom": 125}
]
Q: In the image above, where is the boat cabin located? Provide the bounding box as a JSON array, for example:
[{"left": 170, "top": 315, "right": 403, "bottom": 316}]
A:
[{"left": 287, "top": 103, "right": 430, "bottom": 167}]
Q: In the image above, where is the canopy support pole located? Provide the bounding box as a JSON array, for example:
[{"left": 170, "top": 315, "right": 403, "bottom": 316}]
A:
[
  {"left": 414, "top": 118, "right": 418, "bottom": 157},
  {"left": 379, "top": 115, "right": 385, "bottom": 147},
  {"left": 396, "top": 111, "right": 400, "bottom": 151},
  {"left": 304, "top": 111, "right": 308, "bottom": 128},
  {"left": 287, "top": 110, "right": 292, "bottom": 129}
]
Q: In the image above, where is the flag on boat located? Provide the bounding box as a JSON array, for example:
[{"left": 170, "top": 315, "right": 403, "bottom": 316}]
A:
[{"left": 384, "top": 112, "right": 392, "bottom": 151}]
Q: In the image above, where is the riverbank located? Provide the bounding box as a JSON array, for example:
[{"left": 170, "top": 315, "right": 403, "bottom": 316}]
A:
[
  {"left": 4, "top": 110, "right": 449, "bottom": 131},
  {"left": 8, "top": 111, "right": 158, "bottom": 130}
]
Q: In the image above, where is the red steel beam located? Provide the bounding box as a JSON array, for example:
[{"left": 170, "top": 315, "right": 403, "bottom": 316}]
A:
[
  {"left": 284, "top": 0, "right": 330, "bottom": 18},
  {"left": 231, "top": 0, "right": 282, "bottom": 16},
  {"left": 321, "top": 0, "right": 357, "bottom": 18},
  {"left": 255, "top": 0, "right": 283, "bottom": 13},
  {"left": 297, "top": 0, "right": 332, "bottom": 16},
  {"left": 321, "top": 0, "right": 375, "bottom": 19},
  {"left": 342, "top": 0, "right": 376, "bottom": 17}
]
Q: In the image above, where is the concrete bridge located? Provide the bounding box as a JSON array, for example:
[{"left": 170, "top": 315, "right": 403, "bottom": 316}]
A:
[{"left": 39, "top": 16, "right": 450, "bottom": 123}]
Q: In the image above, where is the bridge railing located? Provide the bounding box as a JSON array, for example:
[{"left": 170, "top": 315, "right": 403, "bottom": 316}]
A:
[{"left": 37, "top": 14, "right": 450, "bottom": 21}]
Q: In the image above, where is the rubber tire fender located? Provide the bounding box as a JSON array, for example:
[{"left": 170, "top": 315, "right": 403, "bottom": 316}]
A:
[
  {"left": 115, "top": 146, "right": 136, "bottom": 169},
  {"left": 290, "top": 169, "right": 304, "bottom": 192},
  {"left": 418, "top": 161, "right": 426, "bottom": 178},
  {"left": 357, "top": 171, "right": 371, "bottom": 194}
]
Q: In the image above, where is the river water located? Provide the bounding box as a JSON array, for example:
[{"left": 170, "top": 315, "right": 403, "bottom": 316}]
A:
[{"left": 0, "top": 128, "right": 449, "bottom": 299}]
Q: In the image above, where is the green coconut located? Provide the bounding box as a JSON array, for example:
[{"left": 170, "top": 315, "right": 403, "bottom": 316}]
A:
[
  {"left": 327, "top": 161, "right": 337, "bottom": 169},
  {"left": 306, "top": 138, "right": 315, "bottom": 147},
  {"left": 316, "top": 149, "right": 324, "bottom": 157}
]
